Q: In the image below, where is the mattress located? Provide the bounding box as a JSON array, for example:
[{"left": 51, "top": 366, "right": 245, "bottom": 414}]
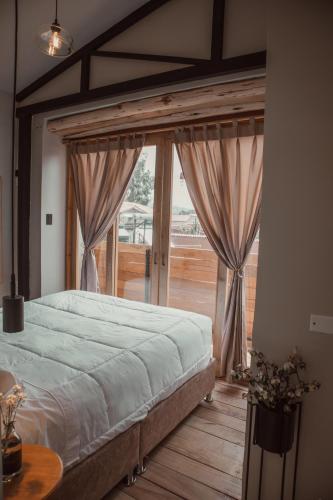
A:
[{"left": 0, "top": 290, "right": 212, "bottom": 469}]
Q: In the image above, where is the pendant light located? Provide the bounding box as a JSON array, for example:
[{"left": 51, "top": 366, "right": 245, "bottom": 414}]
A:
[
  {"left": 37, "top": 0, "right": 73, "bottom": 58},
  {"left": 2, "top": 0, "right": 24, "bottom": 333}
]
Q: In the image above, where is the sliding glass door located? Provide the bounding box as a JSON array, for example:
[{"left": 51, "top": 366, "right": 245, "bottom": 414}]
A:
[
  {"left": 116, "top": 146, "right": 157, "bottom": 303},
  {"left": 90, "top": 144, "right": 158, "bottom": 303},
  {"left": 167, "top": 145, "right": 218, "bottom": 321},
  {"left": 73, "top": 133, "right": 259, "bottom": 350}
]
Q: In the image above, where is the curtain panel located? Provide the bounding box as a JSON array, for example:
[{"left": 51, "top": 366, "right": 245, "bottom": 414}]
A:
[
  {"left": 175, "top": 124, "right": 263, "bottom": 379},
  {"left": 69, "top": 136, "right": 144, "bottom": 292}
]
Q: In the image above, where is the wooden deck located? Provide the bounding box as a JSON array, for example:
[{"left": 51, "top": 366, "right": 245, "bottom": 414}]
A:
[
  {"left": 106, "top": 381, "right": 246, "bottom": 500},
  {"left": 95, "top": 242, "right": 258, "bottom": 339}
]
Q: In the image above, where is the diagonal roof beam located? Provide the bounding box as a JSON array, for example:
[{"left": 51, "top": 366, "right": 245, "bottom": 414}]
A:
[
  {"left": 16, "top": 52, "right": 266, "bottom": 117},
  {"left": 16, "top": 0, "right": 173, "bottom": 102},
  {"left": 92, "top": 50, "right": 208, "bottom": 66}
]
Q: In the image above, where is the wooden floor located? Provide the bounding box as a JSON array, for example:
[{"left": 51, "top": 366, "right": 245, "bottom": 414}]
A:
[{"left": 106, "top": 381, "right": 247, "bottom": 500}]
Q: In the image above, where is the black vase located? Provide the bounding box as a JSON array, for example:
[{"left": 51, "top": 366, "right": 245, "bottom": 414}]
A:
[
  {"left": 1, "top": 429, "right": 23, "bottom": 482},
  {"left": 254, "top": 403, "right": 296, "bottom": 454}
]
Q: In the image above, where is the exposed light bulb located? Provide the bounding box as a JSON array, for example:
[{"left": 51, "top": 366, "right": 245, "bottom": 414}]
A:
[
  {"left": 37, "top": 16, "right": 73, "bottom": 58},
  {"left": 48, "top": 43, "right": 55, "bottom": 56},
  {"left": 51, "top": 29, "right": 61, "bottom": 49},
  {"left": 48, "top": 25, "right": 62, "bottom": 55}
]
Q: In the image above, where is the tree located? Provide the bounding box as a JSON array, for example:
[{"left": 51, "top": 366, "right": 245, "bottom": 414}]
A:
[{"left": 126, "top": 154, "right": 154, "bottom": 206}]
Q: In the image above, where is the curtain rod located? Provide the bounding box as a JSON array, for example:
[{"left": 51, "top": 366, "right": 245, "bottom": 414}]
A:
[{"left": 63, "top": 110, "right": 264, "bottom": 144}]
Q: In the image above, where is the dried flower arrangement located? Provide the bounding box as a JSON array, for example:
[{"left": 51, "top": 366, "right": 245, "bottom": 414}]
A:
[
  {"left": 0, "top": 384, "right": 26, "bottom": 445},
  {"left": 231, "top": 349, "right": 320, "bottom": 413}
]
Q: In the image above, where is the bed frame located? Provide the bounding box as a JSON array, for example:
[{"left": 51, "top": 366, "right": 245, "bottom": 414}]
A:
[{"left": 49, "top": 359, "right": 216, "bottom": 500}]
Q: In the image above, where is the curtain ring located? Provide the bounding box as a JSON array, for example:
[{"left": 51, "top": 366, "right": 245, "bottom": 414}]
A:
[
  {"left": 232, "top": 120, "right": 239, "bottom": 138},
  {"left": 249, "top": 117, "right": 256, "bottom": 136},
  {"left": 202, "top": 124, "right": 208, "bottom": 141},
  {"left": 189, "top": 125, "right": 195, "bottom": 142}
]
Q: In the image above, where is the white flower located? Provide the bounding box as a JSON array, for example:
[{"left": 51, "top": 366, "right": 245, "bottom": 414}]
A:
[{"left": 283, "top": 362, "right": 294, "bottom": 371}]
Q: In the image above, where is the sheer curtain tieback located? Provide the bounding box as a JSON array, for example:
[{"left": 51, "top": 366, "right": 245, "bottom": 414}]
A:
[
  {"left": 69, "top": 136, "right": 144, "bottom": 292},
  {"left": 235, "top": 267, "right": 245, "bottom": 278},
  {"left": 175, "top": 123, "right": 263, "bottom": 379}
]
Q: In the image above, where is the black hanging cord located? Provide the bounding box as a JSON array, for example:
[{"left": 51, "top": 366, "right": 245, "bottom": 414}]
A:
[
  {"left": 10, "top": 0, "right": 18, "bottom": 299},
  {"left": 55, "top": 0, "right": 58, "bottom": 24}
]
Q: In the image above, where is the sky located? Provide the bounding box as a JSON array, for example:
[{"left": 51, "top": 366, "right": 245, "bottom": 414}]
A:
[{"left": 141, "top": 144, "right": 194, "bottom": 212}]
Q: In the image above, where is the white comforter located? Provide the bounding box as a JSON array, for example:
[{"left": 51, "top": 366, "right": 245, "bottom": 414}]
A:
[{"left": 0, "top": 291, "right": 212, "bottom": 469}]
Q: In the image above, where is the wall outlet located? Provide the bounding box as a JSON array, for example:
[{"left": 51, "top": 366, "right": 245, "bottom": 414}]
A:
[{"left": 310, "top": 314, "right": 333, "bottom": 335}]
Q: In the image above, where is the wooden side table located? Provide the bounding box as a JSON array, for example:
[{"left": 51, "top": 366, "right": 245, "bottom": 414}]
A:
[{"left": 4, "top": 444, "right": 63, "bottom": 499}]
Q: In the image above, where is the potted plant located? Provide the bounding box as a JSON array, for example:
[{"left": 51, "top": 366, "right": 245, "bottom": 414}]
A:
[
  {"left": 232, "top": 349, "right": 320, "bottom": 454},
  {"left": 0, "top": 384, "right": 26, "bottom": 481}
]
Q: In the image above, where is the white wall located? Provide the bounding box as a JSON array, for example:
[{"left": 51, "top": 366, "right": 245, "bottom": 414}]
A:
[
  {"left": 40, "top": 128, "right": 67, "bottom": 296},
  {"left": 247, "top": 1, "right": 333, "bottom": 499},
  {"left": 0, "top": 91, "right": 12, "bottom": 297}
]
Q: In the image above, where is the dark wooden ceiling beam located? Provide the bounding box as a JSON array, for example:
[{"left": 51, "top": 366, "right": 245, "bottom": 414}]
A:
[
  {"left": 211, "top": 0, "right": 225, "bottom": 61},
  {"left": 16, "top": 0, "right": 173, "bottom": 102},
  {"left": 92, "top": 50, "right": 208, "bottom": 66},
  {"left": 80, "top": 55, "right": 90, "bottom": 92},
  {"left": 16, "top": 52, "right": 266, "bottom": 117}
]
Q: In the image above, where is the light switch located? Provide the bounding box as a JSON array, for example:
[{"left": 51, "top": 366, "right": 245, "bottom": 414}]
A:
[
  {"left": 46, "top": 214, "right": 53, "bottom": 225},
  {"left": 309, "top": 314, "right": 333, "bottom": 335}
]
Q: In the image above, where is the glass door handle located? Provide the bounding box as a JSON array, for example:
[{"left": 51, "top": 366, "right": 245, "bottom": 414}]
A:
[
  {"left": 154, "top": 252, "right": 158, "bottom": 265},
  {"left": 162, "top": 253, "right": 166, "bottom": 266}
]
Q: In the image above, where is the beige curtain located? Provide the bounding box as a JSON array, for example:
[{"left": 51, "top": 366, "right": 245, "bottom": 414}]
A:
[
  {"left": 175, "top": 125, "right": 263, "bottom": 378},
  {"left": 70, "top": 136, "right": 144, "bottom": 292}
]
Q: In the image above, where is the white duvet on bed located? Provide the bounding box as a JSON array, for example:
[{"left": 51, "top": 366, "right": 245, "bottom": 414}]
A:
[{"left": 0, "top": 290, "right": 212, "bottom": 469}]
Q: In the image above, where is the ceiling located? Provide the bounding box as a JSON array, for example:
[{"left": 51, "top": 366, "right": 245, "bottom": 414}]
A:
[{"left": 0, "top": 0, "right": 147, "bottom": 93}]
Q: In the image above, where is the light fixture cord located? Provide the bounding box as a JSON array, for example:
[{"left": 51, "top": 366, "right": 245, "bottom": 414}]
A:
[
  {"left": 55, "top": 0, "right": 58, "bottom": 23},
  {"left": 10, "top": 0, "right": 18, "bottom": 298}
]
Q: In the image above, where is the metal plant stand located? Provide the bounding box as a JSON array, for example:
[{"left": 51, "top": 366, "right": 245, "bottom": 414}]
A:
[{"left": 244, "top": 402, "right": 303, "bottom": 500}]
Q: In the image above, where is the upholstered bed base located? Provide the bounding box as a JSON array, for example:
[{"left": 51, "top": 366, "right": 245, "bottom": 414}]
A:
[
  {"left": 139, "top": 358, "right": 216, "bottom": 465},
  {"left": 49, "top": 423, "right": 140, "bottom": 500},
  {"left": 49, "top": 359, "right": 216, "bottom": 500}
]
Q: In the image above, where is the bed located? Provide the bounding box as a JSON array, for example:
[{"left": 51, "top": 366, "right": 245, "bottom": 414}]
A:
[{"left": 0, "top": 290, "right": 215, "bottom": 499}]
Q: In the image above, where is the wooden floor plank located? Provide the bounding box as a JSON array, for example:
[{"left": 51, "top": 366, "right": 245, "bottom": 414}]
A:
[
  {"left": 184, "top": 414, "right": 245, "bottom": 446},
  {"left": 216, "top": 380, "right": 247, "bottom": 392},
  {"left": 163, "top": 424, "right": 244, "bottom": 479},
  {"left": 214, "top": 381, "right": 247, "bottom": 396},
  {"left": 105, "top": 488, "right": 134, "bottom": 499},
  {"left": 144, "top": 460, "right": 232, "bottom": 500},
  {"left": 105, "top": 381, "right": 246, "bottom": 499},
  {"left": 199, "top": 399, "right": 247, "bottom": 421},
  {"left": 213, "top": 386, "right": 248, "bottom": 410},
  {"left": 118, "top": 477, "right": 182, "bottom": 500},
  {"left": 193, "top": 405, "right": 246, "bottom": 433},
  {"left": 151, "top": 447, "right": 242, "bottom": 500}
]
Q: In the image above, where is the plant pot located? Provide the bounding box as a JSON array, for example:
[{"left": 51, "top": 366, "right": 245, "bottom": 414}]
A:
[
  {"left": 254, "top": 403, "right": 296, "bottom": 454},
  {"left": 1, "top": 428, "right": 22, "bottom": 482}
]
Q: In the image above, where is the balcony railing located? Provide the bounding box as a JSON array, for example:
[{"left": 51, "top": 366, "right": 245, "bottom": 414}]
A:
[{"left": 95, "top": 241, "right": 258, "bottom": 339}]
